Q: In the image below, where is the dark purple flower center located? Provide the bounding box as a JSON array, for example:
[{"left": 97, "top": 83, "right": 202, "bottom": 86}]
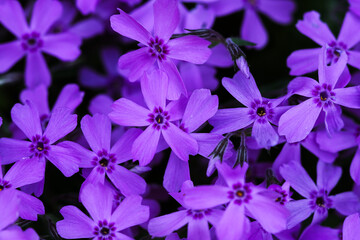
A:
[
  {"left": 309, "top": 189, "right": 333, "bottom": 214},
  {"left": 312, "top": 84, "right": 336, "bottom": 108},
  {"left": 244, "top": 0, "right": 258, "bottom": 8},
  {"left": 148, "top": 36, "right": 169, "bottom": 61},
  {"left": 327, "top": 41, "right": 348, "bottom": 64},
  {"left": 93, "top": 220, "right": 116, "bottom": 240},
  {"left": 0, "top": 180, "right": 12, "bottom": 191},
  {"left": 147, "top": 107, "right": 170, "bottom": 131},
  {"left": 92, "top": 149, "right": 116, "bottom": 174},
  {"left": 228, "top": 182, "right": 252, "bottom": 205},
  {"left": 21, "top": 31, "right": 43, "bottom": 52},
  {"left": 186, "top": 209, "right": 212, "bottom": 220},
  {"left": 269, "top": 184, "right": 289, "bottom": 205},
  {"left": 30, "top": 135, "right": 50, "bottom": 158},
  {"left": 248, "top": 99, "right": 274, "bottom": 124}
]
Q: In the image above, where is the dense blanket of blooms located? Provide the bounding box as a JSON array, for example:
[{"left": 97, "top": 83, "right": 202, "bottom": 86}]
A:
[{"left": 0, "top": 0, "right": 360, "bottom": 239}]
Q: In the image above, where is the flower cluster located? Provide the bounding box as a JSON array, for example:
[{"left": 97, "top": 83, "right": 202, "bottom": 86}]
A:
[{"left": 0, "top": 0, "right": 360, "bottom": 239}]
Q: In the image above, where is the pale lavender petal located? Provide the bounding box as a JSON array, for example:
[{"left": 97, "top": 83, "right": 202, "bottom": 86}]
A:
[
  {"left": 159, "top": 59, "right": 187, "bottom": 100},
  {"left": 315, "top": 129, "right": 357, "bottom": 153},
  {"left": 209, "top": 108, "right": 253, "bottom": 134},
  {"left": 318, "top": 46, "right": 347, "bottom": 87},
  {"left": 179, "top": 62, "right": 204, "bottom": 92},
  {"left": 58, "top": 141, "right": 95, "bottom": 168},
  {"left": 272, "top": 143, "right": 301, "bottom": 180},
  {"left": 107, "top": 165, "right": 146, "bottom": 196},
  {"left": 20, "top": 84, "right": 50, "bottom": 118},
  {"left": 348, "top": 50, "right": 360, "bottom": 70},
  {"left": 110, "top": 9, "right": 151, "bottom": 45},
  {"left": 0, "top": 189, "right": 19, "bottom": 230},
  {"left": 336, "top": 66, "right": 351, "bottom": 88},
  {"left": 163, "top": 152, "right": 190, "bottom": 192},
  {"left": 111, "top": 128, "right": 142, "bottom": 163},
  {"left": 44, "top": 108, "right": 77, "bottom": 144},
  {"left": 241, "top": 8, "right": 267, "bottom": 49},
  {"left": 167, "top": 36, "right": 211, "bottom": 64},
  {"left": 216, "top": 162, "right": 248, "bottom": 187},
  {"left": 296, "top": 11, "right": 336, "bottom": 46},
  {"left": 206, "top": 44, "right": 233, "bottom": 67},
  {"left": 188, "top": 218, "right": 210, "bottom": 240},
  {"left": 331, "top": 192, "right": 360, "bottom": 215},
  {"left": 302, "top": 132, "right": 337, "bottom": 163},
  {"left": 333, "top": 86, "right": 360, "bottom": 108},
  {"left": 162, "top": 122, "right": 198, "bottom": 161},
  {"left": 286, "top": 199, "right": 314, "bottom": 229},
  {"left": 246, "top": 194, "right": 288, "bottom": 233},
  {"left": 148, "top": 210, "right": 188, "bottom": 237},
  {"left": 81, "top": 114, "right": 111, "bottom": 153},
  {"left": 252, "top": 120, "right": 278, "bottom": 149},
  {"left": 316, "top": 161, "right": 341, "bottom": 192},
  {"left": 82, "top": 167, "right": 105, "bottom": 186},
  {"left": 11, "top": 102, "right": 42, "bottom": 140},
  {"left": 118, "top": 48, "right": 156, "bottom": 82},
  {"left": 299, "top": 224, "right": 340, "bottom": 240},
  {"left": 153, "top": 0, "right": 179, "bottom": 42},
  {"left": 17, "top": 191, "right": 45, "bottom": 221},
  {"left": 287, "top": 77, "right": 320, "bottom": 97},
  {"left": 312, "top": 210, "right": 328, "bottom": 225},
  {"left": 183, "top": 185, "right": 229, "bottom": 209},
  {"left": 323, "top": 104, "right": 344, "bottom": 136},
  {"left": 222, "top": 71, "right": 261, "bottom": 108},
  {"left": 111, "top": 195, "right": 149, "bottom": 230},
  {"left": 70, "top": 18, "right": 104, "bottom": 39},
  {"left": 25, "top": 52, "right": 51, "bottom": 88},
  {"left": 141, "top": 70, "right": 168, "bottom": 110},
  {"left": 4, "top": 158, "right": 45, "bottom": 188},
  {"left": 343, "top": 213, "right": 360, "bottom": 240},
  {"left": 280, "top": 161, "right": 318, "bottom": 198},
  {"left": 278, "top": 98, "right": 322, "bottom": 143},
  {"left": 80, "top": 183, "right": 113, "bottom": 222},
  {"left": 338, "top": 12, "right": 360, "bottom": 49},
  {"left": 0, "top": 0, "right": 28, "bottom": 37},
  {"left": 166, "top": 97, "right": 187, "bottom": 121},
  {"left": 109, "top": 98, "right": 151, "bottom": 126},
  {"left": 56, "top": 205, "right": 95, "bottom": 239},
  {"left": 185, "top": 4, "right": 215, "bottom": 30},
  {"left": 216, "top": 202, "right": 246, "bottom": 240},
  {"left": 89, "top": 95, "right": 113, "bottom": 115},
  {"left": 258, "top": 0, "right": 296, "bottom": 24},
  {"left": 269, "top": 106, "right": 291, "bottom": 125},
  {"left": 46, "top": 145, "right": 80, "bottom": 177},
  {"left": 287, "top": 49, "right": 321, "bottom": 76},
  {"left": 53, "top": 84, "right": 84, "bottom": 112},
  {"left": 21, "top": 176, "right": 45, "bottom": 198},
  {"left": 42, "top": 33, "right": 81, "bottom": 61},
  {"left": 132, "top": 126, "right": 161, "bottom": 166},
  {"left": 0, "top": 41, "right": 24, "bottom": 73},
  {"left": 351, "top": 149, "right": 360, "bottom": 184},
  {"left": 31, "top": 0, "right": 62, "bottom": 33},
  {"left": 182, "top": 89, "right": 218, "bottom": 132},
  {"left": 0, "top": 138, "right": 31, "bottom": 164}
]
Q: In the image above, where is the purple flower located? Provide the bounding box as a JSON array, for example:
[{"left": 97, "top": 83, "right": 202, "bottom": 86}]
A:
[
  {"left": 280, "top": 161, "right": 360, "bottom": 228},
  {"left": 183, "top": 162, "right": 289, "bottom": 240},
  {"left": 350, "top": 0, "right": 360, "bottom": 18},
  {"left": 287, "top": 10, "right": 360, "bottom": 84},
  {"left": 299, "top": 224, "right": 341, "bottom": 240},
  {"left": 343, "top": 213, "right": 360, "bottom": 240},
  {"left": 209, "top": 70, "right": 289, "bottom": 149},
  {"left": 0, "top": 0, "right": 81, "bottom": 88},
  {"left": 57, "top": 183, "right": 149, "bottom": 239},
  {"left": 110, "top": 0, "right": 211, "bottom": 100},
  {"left": 0, "top": 158, "right": 45, "bottom": 221},
  {"left": 62, "top": 114, "right": 147, "bottom": 196},
  {"left": 109, "top": 70, "right": 198, "bottom": 166},
  {"left": 0, "top": 102, "right": 79, "bottom": 195},
  {"left": 148, "top": 181, "right": 223, "bottom": 240},
  {"left": 208, "top": 0, "right": 296, "bottom": 49},
  {"left": 279, "top": 47, "right": 360, "bottom": 143}
]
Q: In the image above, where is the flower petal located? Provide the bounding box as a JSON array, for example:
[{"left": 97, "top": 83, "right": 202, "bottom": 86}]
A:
[
  {"left": 338, "top": 12, "right": 360, "bottom": 49},
  {"left": 11, "top": 102, "right": 42, "bottom": 140},
  {"left": 241, "top": 8, "right": 267, "bottom": 49},
  {"left": 153, "top": 0, "right": 179, "bottom": 42},
  {"left": 0, "top": 138, "right": 31, "bottom": 164},
  {"left": 110, "top": 9, "right": 151, "bottom": 45},
  {"left": 25, "top": 52, "right": 51, "bottom": 88},
  {"left": 141, "top": 69, "right": 168, "bottom": 110},
  {"left": 20, "top": 84, "right": 50, "bottom": 118},
  {"left": 183, "top": 185, "right": 229, "bottom": 209},
  {"left": 333, "top": 86, "right": 360, "bottom": 109},
  {"left": 46, "top": 145, "right": 80, "bottom": 177},
  {"left": 323, "top": 104, "right": 344, "bottom": 136},
  {"left": 278, "top": 98, "right": 322, "bottom": 143},
  {"left": 348, "top": 50, "right": 360, "bottom": 69},
  {"left": 109, "top": 98, "right": 151, "bottom": 127},
  {"left": 162, "top": 122, "right": 198, "bottom": 161},
  {"left": 53, "top": 84, "right": 84, "bottom": 111},
  {"left": 343, "top": 213, "right": 360, "bottom": 240},
  {"left": 351, "top": 149, "right": 360, "bottom": 184},
  {"left": 316, "top": 161, "right": 341, "bottom": 193},
  {"left": 159, "top": 59, "right": 187, "bottom": 100},
  {"left": 107, "top": 165, "right": 146, "bottom": 196},
  {"left": 163, "top": 152, "right": 190, "bottom": 192},
  {"left": 280, "top": 161, "right": 318, "bottom": 198},
  {"left": 331, "top": 192, "right": 360, "bottom": 215},
  {"left": 42, "top": 33, "right": 81, "bottom": 61},
  {"left": 17, "top": 190, "right": 45, "bottom": 221},
  {"left": 188, "top": 218, "right": 210, "bottom": 240},
  {"left": 0, "top": 189, "right": 20, "bottom": 230},
  {"left": 0, "top": 41, "right": 25, "bottom": 73},
  {"left": 258, "top": 0, "right": 296, "bottom": 24},
  {"left": 31, "top": 0, "right": 62, "bottom": 34},
  {"left": 287, "top": 77, "right": 320, "bottom": 97},
  {"left": 286, "top": 199, "right": 314, "bottom": 229},
  {"left": 57, "top": 205, "right": 95, "bottom": 239},
  {"left": 132, "top": 126, "right": 161, "bottom": 166},
  {"left": 273, "top": 143, "right": 301, "bottom": 180},
  {"left": 111, "top": 128, "right": 142, "bottom": 163},
  {"left": 111, "top": 195, "right": 149, "bottom": 230},
  {"left": 209, "top": 108, "right": 253, "bottom": 134},
  {"left": 81, "top": 114, "right": 111, "bottom": 153},
  {"left": 216, "top": 202, "right": 247, "bottom": 240},
  {"left": 252, "top": 120, "right": 278, "bottom": 149},
  {"left": 0, "top": 0, "right": 28, "bottom": 37},
  {"left": 287, "top": 48, "right": 321, "bottom": 76},
  {"left": 167, "top": 36, "right": 211, "bottom": 64}
]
